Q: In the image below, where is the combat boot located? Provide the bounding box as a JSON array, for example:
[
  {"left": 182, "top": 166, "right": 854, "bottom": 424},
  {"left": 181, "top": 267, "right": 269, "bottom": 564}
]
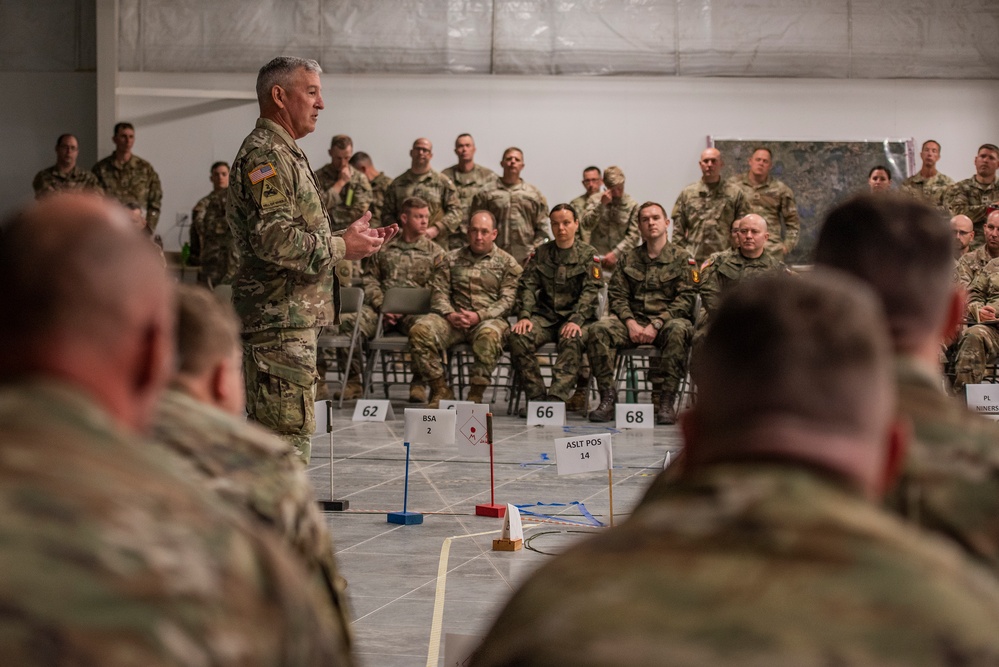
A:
[
  {"left": 467, "top": 377, "right": 489, "bottom": 404},
  {"left": 409, "top": 380, "right": 427, "bottom": 403},
  {"left": 333, "top": 375, "right": 363, "bottom": 400},
  {"left": 427, "top": 376, "right": 455, "bottom": 409},
  {"left": 587, "top": 388, "right": 616, "bottom": 422},
  {"left": 566, "top": 387, "right": 589, "bottom": 413},
  {"left": 656, "top": 392, "right": 678, "bottom": 425}
]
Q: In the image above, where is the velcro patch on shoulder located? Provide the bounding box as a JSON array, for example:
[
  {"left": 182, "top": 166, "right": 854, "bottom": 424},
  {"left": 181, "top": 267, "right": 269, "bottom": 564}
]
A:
[
  {"left": 248, "top": 163, "right": 277, "bottom": 184},
  {"left": 257, "top": 180, "right": 287, "bottom": 210}
]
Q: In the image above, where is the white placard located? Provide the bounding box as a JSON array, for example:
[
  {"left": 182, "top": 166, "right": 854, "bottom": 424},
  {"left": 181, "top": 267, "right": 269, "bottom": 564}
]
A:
[
  {"left": 444, "top": 633, "right": 483, "bottom": 667},
  {"left": 313, "top": 400, "right": 331, "bottom": 434},
  {"left": 553, "top": 432, "right": 613, "bottom": 475},
  {"left": 439, "top": 399, "right": 473, "bottom": 411},
  {"left": 352, "top": 399, "right": 394, "bottom": 422},
  {"left": 966, "top": 384, "right": 999, "bottom": 420},
  {"left": 456, "top": 403, "right": 490, "bottom": 457},
  {"left": 615, "top": 403, "right": 654, "bottom": 430},
  {"left": 501, "top": 504, "right": 524, "bottom": 541},
  {"left": 526, "top": 401, "right": 566, "bottom": 426},
  {"left": 404, "top": 408, "right": 457, "bottom": 444}
]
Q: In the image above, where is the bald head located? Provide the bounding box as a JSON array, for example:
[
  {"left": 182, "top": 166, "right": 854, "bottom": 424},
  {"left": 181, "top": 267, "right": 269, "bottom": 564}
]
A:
[
  {"left": 686, "top": 271, "right": 897, "bottom": 497},
  {"left": 0, "top": 193, "right": 174, "bottom": 431},
  {"left": 699, "top": 148, "right": 723, "bottom": 183},
  {"left": 735, "top": 214, "right": 769, "bottom": 258},
  {"left": 952, "top": 214, "right": 974, "bottom": 257}
]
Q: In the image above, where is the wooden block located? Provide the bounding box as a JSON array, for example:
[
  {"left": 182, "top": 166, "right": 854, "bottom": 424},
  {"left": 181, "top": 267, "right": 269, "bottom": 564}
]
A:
[{"left": 492, "top": 538, "right": 523, "bottom": 551}]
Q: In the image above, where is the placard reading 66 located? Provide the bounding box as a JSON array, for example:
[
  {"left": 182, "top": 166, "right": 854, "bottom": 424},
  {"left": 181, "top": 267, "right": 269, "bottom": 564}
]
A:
[{"left": 553, "top": 432, "right": 613, "bottom": 475}]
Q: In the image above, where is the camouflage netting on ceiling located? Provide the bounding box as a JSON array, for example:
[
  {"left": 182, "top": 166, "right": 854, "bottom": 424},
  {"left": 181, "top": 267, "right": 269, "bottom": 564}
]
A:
[
  {"left": 116, "top": 0, "right": 999, "bottom": 77},
  {"left": 3, "top": 0, "right": 998, "bottom": 77}
]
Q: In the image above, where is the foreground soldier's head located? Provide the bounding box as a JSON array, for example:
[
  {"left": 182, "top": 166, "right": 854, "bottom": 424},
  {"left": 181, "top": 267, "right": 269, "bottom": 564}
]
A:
[
  {"left": 815, "top": 194, "right": 957, "bottom": 357},
  {"left": 683, "top": 271, "right": 904, "bottom": 500},
  {"left": 0, "top": 192, "right": 174, "bottom": 432}
]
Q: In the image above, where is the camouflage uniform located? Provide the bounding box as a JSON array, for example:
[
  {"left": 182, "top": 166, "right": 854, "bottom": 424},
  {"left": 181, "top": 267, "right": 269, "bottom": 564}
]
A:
[
  {"left": 442, "top": 163, "right": 500, "bottom": 249},
  {"left": 888, "top": 355, "right": 999, "bottom": 572},
  {"left": 698, "top": 248, "right": 789, "bottom": 325},
  {"left": 671, "top": 179, "right": 748, "bottom": 263},
  {"left": 151, "top": 388, "right": 351, "bottom": 635},
  {"left": 580, "top": 193, "right": 641, "bottom": 259},
  {"left": 901, "top": 171, "right": 954, "bottom": 209},
  {"left": 315, "top": 163, "right": 373, "bottom": 232},
  {"left": 0, "top": 380, "right": 351, "bottom": 666},
  {"left": 368, "top": 172, "right": 393, "bottom": 225},
  {"left": 946, "top": 177, "right": 999, "bottom": 243},
  {"left": 952, "top": 262, "right": 999, "bottom": 391},
  {"left": 380, "top": 168, "right": 461, "bottom": 242},
  {"left": 191, "top": 187, "right": 238, "bottom": 287},
  {"left": 471, "top": 180, "right": 551, "bottom": 266},
  {"left": 92, "top": 153, "right": 163, "bottom": 230},
  {"left": 729, "top": 172, "right": 800, "bottom": 256},
  {"left": 336, "top": 235, "right": 445, "bottom": 376},
  {"left": 954, "top": 244, "right": 999, "bottom": 290},
  {"left": 228, "top": 118, "right": 346, "bottom": 462},
  {"left": 570, "top": 191, "right": 601, "bottom": 228},
  {"left": 31, "top": 165, "right": 102, "bottom": 197},
  {"left": 510, "top": 241, "right": 601, "bottom": 401},
  {"left": 473, "top": 462, "right": 999, "bottom": 667},
  {"left": 409, "top": 244, "right": 522, "bottom": 383},
  {"left": 587, "top": 242, "right": 698, "bottom": 396}
]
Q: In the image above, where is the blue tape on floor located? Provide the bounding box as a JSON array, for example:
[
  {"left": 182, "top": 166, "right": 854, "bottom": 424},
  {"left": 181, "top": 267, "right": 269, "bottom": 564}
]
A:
[{"left": 515, "top": 501, "right": 605, "bottom": 527}]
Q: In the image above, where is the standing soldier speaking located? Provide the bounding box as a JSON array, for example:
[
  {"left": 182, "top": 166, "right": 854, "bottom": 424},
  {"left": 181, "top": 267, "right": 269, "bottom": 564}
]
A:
[{"left": 228, "top": 56, "right": 396, "bottom": 462}]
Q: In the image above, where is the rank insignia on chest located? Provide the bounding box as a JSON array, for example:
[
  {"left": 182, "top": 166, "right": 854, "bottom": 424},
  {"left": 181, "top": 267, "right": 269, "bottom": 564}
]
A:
[{"left": 556, "top": 266, "right": 566, "bottom": 284}]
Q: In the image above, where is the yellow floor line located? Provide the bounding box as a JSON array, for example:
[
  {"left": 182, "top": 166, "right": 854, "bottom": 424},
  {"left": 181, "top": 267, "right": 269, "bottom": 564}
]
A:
[{"left": 426, "top": 525, "right": 541, "bottom": 667}]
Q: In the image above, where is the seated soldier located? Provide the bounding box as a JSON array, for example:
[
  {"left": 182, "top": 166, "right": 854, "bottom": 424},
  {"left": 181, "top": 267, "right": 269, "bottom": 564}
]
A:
[
  {"left": 955, "top": 210, "right": 999, "bottom": 289},
  {"left": 0, "top": 193, "right": 348, "bottom": 665},
  {"left": 151, "top": 284, "right": 350, "bottom": 628},
  {"left": 698, "top": 213, "right": 788, "bottom": 327},
  {"left": 953, "top": 254, "right": 999, "bottom": 394},
  {"left": 472, "top": 272, "right": 999, "bottom": 667},
  {"left": 586, "top": 202, "right": 698, "bottom": 425},
  {"left": 409, "top": 210, "right": 522, "bottom": 407},
  {"left": 335, "top": 196, "right": 445, "bottom": 401},
  {"left": 816, "top": 194, "right": 999, "bottom": 573},
  {"left": 509, "top": 204, "right": 601, "bottom": 412}
]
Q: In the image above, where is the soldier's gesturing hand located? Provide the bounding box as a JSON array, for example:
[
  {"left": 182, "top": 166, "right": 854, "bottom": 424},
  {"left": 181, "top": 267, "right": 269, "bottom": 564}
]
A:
[{"left": 342, "top": 212, "right": 385, "bottom": 260}]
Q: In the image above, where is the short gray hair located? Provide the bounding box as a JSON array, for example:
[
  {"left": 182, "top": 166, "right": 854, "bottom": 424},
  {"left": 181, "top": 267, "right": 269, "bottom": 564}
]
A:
[{"left": 256, "top": 56, "right": 322, "bottom": 105}]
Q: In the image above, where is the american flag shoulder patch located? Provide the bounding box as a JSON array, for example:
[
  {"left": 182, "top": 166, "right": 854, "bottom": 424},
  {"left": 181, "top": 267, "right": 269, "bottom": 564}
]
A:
[{"left": 248, "top": 163, "right": 277, "bottom": 184}]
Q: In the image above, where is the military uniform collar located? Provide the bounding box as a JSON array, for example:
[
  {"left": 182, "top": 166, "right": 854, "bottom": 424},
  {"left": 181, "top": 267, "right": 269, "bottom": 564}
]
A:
[
  {"left": 255, "top": 118, "right": 303, "bottom": 156},
  {"left": 461, "top": 244, "right": 495, "bottom": 260},
  {"left": 742, "top": 172, "right": 771, "bottom": 188},
  {"left": 894, "top": 354, "right": 945, "bottom": 395}
]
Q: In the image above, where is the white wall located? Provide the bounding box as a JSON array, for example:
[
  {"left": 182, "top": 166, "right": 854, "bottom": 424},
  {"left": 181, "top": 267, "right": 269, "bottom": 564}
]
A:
[
  {"left": 3, "top": 72, "right": 97, "bottom": 219},
  {"left": 8, "top": 71, "right": 999, "bottom": 253}
]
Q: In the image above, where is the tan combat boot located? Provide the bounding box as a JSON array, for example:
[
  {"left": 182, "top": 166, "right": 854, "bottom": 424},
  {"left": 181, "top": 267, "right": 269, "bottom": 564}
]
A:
[
  {"left": 656, "top": 392, "right": 678, "bottom": 425},
  {"left": 427, "top": 376, "right": 455, "bottom": 409},
  {"left": 566, "top": 387, "right": 589, "bottom": 412},
  {"left": 467, "top": 377, "right": 489, "bottom": 404},
  {"left": 587, "top": 388, "right": 616, "bottom": 422},
  {"left": 409, "top": 380, "right": 427, "bottom": 403},
  {"left": 333, "top": 375, "right": 363, "bottom": 400}
]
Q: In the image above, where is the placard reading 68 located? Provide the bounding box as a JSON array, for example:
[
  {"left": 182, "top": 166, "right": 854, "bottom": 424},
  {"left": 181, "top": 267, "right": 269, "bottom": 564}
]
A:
[{"left": 553, "top": 433, "right": 613, "bottom": 475}]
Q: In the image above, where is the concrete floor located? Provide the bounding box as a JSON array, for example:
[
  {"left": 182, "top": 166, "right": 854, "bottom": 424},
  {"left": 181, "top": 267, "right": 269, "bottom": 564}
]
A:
[{"left": 306, "top": 391, "right": 683, "bottom": 667}]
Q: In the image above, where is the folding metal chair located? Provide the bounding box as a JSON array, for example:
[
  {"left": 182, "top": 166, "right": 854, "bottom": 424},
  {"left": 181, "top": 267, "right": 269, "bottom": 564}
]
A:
[
  {"left": 362, "top": 287, "right": 433, "bottom": 399},
  {"left": 317, "top": 286, "right": 365, "bottom": 408}
]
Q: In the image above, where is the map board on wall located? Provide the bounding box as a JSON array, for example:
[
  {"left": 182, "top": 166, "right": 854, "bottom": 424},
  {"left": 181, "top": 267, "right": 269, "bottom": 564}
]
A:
[{"left": 710, "top": 138, "right": 913, "bottom": 264}]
